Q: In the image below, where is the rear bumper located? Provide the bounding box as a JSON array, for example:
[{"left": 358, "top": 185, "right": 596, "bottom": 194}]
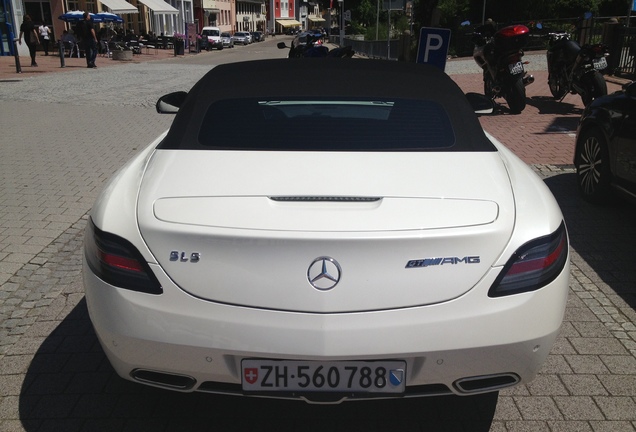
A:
[{"left": 84, "top": 259, "right": 569, "bottom": 400}]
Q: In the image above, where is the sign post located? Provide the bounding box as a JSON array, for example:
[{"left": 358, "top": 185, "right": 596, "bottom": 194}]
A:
[{"left": 416, "top": 27, "right": 451, "bottom": 71}]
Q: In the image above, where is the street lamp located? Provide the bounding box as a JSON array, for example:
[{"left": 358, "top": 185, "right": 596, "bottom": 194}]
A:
[{"left": 338, "top": 0, "right": 344, "bottom": 46}]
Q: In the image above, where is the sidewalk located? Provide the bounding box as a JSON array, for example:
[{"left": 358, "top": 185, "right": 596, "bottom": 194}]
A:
[{"left": 0, "top": 46, "right": 191, "bottom": 80}]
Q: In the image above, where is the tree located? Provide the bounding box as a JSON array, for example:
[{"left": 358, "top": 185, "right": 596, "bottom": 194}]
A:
[{"left": 414, "top": 0, "right": 441, "bottom": 27}]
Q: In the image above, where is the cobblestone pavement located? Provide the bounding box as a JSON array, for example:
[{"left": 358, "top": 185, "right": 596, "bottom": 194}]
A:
[{"left": 0, "top": 43, "right": 635, "bottom": 431}]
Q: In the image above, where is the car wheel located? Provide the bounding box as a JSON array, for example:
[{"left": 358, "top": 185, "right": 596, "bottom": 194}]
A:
[{"left": 576, "top": 128, "right": 612, "bottom": 204}]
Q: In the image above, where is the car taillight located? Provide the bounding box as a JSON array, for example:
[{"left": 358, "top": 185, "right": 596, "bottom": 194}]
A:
[
  {"left": 84, "top": 218, "right": 162, "bottom": 294},
  {"left": 489, "top": 222, "right": 568, "bottom": 297}
]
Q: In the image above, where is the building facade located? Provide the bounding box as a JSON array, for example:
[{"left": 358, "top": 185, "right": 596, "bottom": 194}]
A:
[{"left": 2, "top": 0, "right": 268, "bottom": 56}]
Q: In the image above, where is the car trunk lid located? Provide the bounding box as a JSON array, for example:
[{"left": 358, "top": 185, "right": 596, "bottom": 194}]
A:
[{"left": 137, "top": 150, "right": 514, "bottom": 313}]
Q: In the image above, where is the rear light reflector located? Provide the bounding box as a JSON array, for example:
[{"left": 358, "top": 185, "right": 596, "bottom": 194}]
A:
[
  {"left": 84, "top": 218, "right": 162, "bottom": 294},
  {"left": 489, "top": 222, "right": 568, "bottom": 297},
  {"left": 498, "top": 25, "right": 530, "bottom": 38}
]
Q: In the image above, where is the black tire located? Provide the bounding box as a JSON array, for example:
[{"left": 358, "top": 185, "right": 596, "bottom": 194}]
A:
[
  {"left": 580, "top": 71, "right": 607, "bottom": 106},
  {"left": 483, "top": 71, "right": 494, "bottom": 99},
  {"left": 504, "top": 77, "right": 526, "bottom": 114},
  {"left": 575, "top": 128, "right": 611, "bottom": 204},
  {"left": 548, "top": 67, "right": 567, "bottom": 99}
]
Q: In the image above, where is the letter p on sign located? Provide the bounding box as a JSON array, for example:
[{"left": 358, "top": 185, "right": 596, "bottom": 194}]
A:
[{"left": 416, "top": 28, "right": 451, "bottom": 71}]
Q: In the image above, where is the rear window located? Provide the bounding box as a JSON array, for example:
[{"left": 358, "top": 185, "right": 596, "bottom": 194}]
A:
[{"left": 197, "top": 98, "right": 456, "bottom": 151}]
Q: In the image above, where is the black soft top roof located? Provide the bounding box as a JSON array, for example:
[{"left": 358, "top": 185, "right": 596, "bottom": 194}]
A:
[{"left": 158, "top": 58, "right": 495, "bottom": 152}]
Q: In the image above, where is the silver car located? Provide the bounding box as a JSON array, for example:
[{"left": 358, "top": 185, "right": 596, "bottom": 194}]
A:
[{"left": 220, "top": 32, "right": 234, "bottom": 48}]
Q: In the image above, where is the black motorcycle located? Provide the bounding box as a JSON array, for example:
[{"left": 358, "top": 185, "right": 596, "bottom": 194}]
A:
[
  {"left": 277, "top": 34, "right": 354, "bottom": 59},
  {"left": 546, "top": 32, "right": 608, "bottom": 106},
  {"left": 472, "top": 24, "right": 534, "bottom": 114}
]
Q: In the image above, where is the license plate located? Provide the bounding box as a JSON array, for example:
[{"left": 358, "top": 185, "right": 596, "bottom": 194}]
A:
[
  {"left": 508, "top": 61, "right": 524, "bottom": 75},
  {"left": 241, "top": 359, "right": 406, "bottom": 393},
  {"left": 593, "top": 57, "right": 608, "bottom": 70}
]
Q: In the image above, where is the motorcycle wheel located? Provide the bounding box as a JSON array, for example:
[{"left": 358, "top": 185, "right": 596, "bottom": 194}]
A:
[
  {"left": 548, "top": 68, "right": 567, "bottom": 99},
  {"left": 483, "top": 72, "right": 494, "bottom": 99},
  {"left": 575, "top": 127, "right": 611, "bottom": 204},
  {"left": 505, "top": 78, "right": 526, "bottom": 114},
  {"left": 581, "top": 71, "right": 608, "bottom": 106}
]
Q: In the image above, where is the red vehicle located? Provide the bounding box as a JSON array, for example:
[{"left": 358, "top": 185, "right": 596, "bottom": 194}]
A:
[{"left": 472, "top": 24, "right": 534, "bottom": 114}]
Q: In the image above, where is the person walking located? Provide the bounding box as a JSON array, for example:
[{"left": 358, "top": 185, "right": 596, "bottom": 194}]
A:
[
  {"left": 38, "top": 22, "right": 51, "bottom": 56},
  {"left": 81, "top": 12, "right": 98, "bottom": 68},
  {"left": 18, "top": 15, "right": 39, "bottom": 66}
]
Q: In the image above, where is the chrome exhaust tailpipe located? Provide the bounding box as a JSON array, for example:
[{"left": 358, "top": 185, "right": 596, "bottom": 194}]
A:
[
  {"left": 523, "top": 74, "right": 535, "bottom": 86},
  {"left": 454, "top": 373, "right": 520, "bottom": 394},
  {"left": 131, "top": 369, "right": 196, "bottom": 390}
]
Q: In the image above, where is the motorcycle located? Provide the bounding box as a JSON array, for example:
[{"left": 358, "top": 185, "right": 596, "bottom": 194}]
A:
[
  {"left": 277, "top": 34, "right": 354, "bottom": 59},
  {"left": 546, "top": 32, "right": 608, "bottom": 106},
  {"left": 472, "top": 24, "right": 534, "bottom": 114}
]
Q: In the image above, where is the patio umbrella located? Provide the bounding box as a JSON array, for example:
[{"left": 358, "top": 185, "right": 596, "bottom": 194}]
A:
[
  {"left": 94, "top": 12, "right": 124, "bottom": 23},
  {"left": 58, "top": 11, "right": 94, "bottom": 22}
]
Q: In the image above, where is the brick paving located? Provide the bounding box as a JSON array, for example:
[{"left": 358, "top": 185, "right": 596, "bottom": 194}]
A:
[
  {"left": 0, "top": 42, "right": 635, "bottom": 431},
  {"left": 0, "top": 44, "right": 186, "bottom": 80}
]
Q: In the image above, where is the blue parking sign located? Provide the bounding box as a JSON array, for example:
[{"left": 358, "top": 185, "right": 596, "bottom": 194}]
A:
[{"left": 416, "top": 27, "right": 451, "bottom": 71}]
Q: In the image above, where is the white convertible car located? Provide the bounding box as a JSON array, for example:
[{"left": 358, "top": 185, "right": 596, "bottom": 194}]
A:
[{"left": 83, "top": 59, "right": 569, "bottom": 403}]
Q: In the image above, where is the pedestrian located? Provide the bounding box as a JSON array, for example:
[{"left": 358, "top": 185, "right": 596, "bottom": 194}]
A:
[
  {"left": 18, "top": 15, "right": 39, "bottom": 66},
  {"left": 39, "top": 22, "right": 51, "bottom": 56},
  {"left": 81, "top": 11, "right": 98, "bottom": 68}
]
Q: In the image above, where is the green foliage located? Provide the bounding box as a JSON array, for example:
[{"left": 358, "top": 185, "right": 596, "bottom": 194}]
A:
[
  {"left": 437, "top": 0, "right": 471, "bottom": 27},
  {"left": 366, "top": 23, "right": 390, "bottom": 39}
]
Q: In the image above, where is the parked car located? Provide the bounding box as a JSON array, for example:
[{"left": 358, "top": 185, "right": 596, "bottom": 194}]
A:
[
  {"left": 574, "top": 81, "right": 636, "bottom": 204},
  {"left": 201, "top": 26, "right": 223, "bottom": 50},
  {"left": 233, "top": 31, "right": 251, "bottom": 45},
  {"left": 220, "top": 32, "right": 234, "bottom": 48},
  {"left": 84, "top": 59, "right": 569, "bottom": 402},
  {"left": 251, "top": 31, "right": 264, "bottom": 42}
]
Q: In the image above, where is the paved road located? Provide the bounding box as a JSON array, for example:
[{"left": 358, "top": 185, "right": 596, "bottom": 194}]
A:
[{"left": 0, "top": 39, "right": 635, "bottom": 431}]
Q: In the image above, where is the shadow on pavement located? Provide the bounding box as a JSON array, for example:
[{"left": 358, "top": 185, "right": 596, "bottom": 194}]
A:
[
  {"left": 526, "top": 96, "right": 583, "bottom": 116},
  {"left": 544, "top": 172, "right": 636, "bottom": 311},
  {"left": 20, "top": 298, "right": 498, "bottom": 431},
  {"left": 525, "top": 96, "right": 584, "bottom": 135}
]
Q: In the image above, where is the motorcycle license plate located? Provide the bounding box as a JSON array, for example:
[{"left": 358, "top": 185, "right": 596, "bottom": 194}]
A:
[
  {"left": 508, "top": 62, "right": 524, "bottom": 75},
  {"left": 593, "top": 57, "right": 608, "bottom": 70},
  {"left": 241, "top": 359, "right": 406, "bottom": 394}
]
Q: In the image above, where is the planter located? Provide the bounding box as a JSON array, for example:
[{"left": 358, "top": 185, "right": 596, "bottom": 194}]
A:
[{"left": 112, "top": 50, "right": 133, "bottom": 61}]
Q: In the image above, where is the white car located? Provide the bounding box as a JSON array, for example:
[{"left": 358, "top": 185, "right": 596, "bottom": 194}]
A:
[
  {"left": 84, "top": 59, "right": 570, "bottom": 403},
  {"left": 233, "top": 31, "right": 251, "bottom": 45}
]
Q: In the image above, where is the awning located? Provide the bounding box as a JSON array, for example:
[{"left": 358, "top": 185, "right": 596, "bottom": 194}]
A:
[
  {"left": 308, "top": 17, "right": 325, "bottom": 22},
  {"left": 276, "top": 19, "right": 301, "bottom": 27},
  {"left": 136, "top": 0, "right": 179, "bottom": 14},
  {"left": 99, "top": 0, "right": 138, "bottom": 14}
]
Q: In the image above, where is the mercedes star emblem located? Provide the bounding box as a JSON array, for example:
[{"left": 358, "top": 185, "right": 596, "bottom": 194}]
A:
[{"left": 307, "top": 257, "right": 342, "bottom": 291}]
